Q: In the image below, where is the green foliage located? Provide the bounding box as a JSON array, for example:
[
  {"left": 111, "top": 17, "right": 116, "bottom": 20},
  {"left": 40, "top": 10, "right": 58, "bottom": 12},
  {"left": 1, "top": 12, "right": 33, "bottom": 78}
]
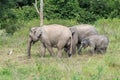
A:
[
  {"left": 76, "top": 8, "right": 98, "bottom": 24},
  {"left": 0, "top": 6, "right": 38, "bottom": 34},
  {"left": 0, "top": 68, "right": 13, "bottom": 80},
  {"left": 0, "top": 30, "right": 8, "bottom": 46},
  {"left": 44, "top": 19, "right": 78, "bottom": 27},
  {"left": 0, "top": 0, "right": 120, "bottom": 34},
  {"left": 12, "top": 6, "right": 38, "bottom": 20},
  {"left": 78, "top": 0, "right": 120, "bottom": 18},
  {"left": 0, "top": 20, "right": 24, "bottom": 34},
  {"left": 0, "top": 0, "right": 18, "bottom": 34},
  {"left": 91, "top": 66, "right": 103, "bottom": 80},
  {"left": 0, "top": 0, "right": 38, "bottom": 34},
  {"left": 94, "top": 18, "right": 120, "bottom": 41}
]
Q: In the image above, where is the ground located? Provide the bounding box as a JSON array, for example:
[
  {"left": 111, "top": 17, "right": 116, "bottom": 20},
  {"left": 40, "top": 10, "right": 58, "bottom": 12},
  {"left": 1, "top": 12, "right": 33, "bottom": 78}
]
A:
[{"left": 0, "top": 19, "right": 120, "bottom": 80}]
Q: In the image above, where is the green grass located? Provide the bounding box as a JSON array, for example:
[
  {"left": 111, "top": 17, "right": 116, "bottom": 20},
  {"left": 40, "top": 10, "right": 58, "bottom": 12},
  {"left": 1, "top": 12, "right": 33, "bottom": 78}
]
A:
[{"left": 0, "top": 18, "right": 120, "bottom": 80}]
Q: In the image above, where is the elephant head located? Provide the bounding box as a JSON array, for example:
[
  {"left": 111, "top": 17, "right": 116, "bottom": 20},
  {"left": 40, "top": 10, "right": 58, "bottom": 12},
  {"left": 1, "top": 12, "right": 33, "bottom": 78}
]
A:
[
  {"left": 29, "top": 27, "right": 43, "bottom": 42},
  {"left": 78, "top": 38, "right": 89, "bottom": 53},
  {"left": 27, "top": 27, "right": 43, "bottom": 58}
]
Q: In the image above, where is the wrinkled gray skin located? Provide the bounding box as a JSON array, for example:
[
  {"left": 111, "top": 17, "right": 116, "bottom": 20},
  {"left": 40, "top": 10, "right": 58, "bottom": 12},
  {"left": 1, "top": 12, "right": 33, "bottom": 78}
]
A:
[
  {"left": 27, "top": 24, "right": 73, "bottom": 58},
  {"left": 78, "top": 35, "right": 109, "bottom": 54},
  {"left": 68, "top": 24, "right": 98, "bottom": 54}
]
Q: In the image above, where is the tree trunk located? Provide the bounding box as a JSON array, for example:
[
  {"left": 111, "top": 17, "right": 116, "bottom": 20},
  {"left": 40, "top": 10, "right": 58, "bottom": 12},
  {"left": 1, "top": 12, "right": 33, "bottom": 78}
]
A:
[
  {"left": 40, "top": 0, "right": 43, "bottom": 26},
  {"left": 34, "top": 0, "right": 44, "bottom": 26}
]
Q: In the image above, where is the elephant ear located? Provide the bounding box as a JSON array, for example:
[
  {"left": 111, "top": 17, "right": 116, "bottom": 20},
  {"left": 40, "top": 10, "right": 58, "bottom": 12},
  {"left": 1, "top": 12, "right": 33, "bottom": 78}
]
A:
[
  {"left": 69, "top": 27, "right": 76, "bottom": 36},
  {"left": 34, "top": 27, "right": 43, "bottom": 38},
  {"left": 30, "top": 27, "right": 37, "bottom": 33}
]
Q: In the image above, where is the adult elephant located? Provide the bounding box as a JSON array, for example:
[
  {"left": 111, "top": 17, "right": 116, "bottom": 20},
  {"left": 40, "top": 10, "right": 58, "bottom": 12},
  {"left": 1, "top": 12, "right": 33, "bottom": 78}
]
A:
[
  {"left": 27, "top": 24, "right": 73, "bottom": 58},
  {"left": 69, "top": 24, "right": 98, "bottom": 54}
]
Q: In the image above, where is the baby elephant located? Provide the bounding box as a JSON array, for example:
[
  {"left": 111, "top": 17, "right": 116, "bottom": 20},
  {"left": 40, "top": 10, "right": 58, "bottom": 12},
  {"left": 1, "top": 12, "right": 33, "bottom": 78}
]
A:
[{"left": 78, "top": 35, "right": 109, "bottom": 54}]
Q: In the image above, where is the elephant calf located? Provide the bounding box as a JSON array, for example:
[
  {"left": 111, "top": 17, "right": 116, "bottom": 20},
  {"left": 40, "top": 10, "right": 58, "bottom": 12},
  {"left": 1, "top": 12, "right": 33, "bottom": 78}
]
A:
[
  {"left": 27, "top": 24, "right": 73, "bottom": 58},
  {"left": 78, "top": 35, "right": 109, "bottom": 54}
]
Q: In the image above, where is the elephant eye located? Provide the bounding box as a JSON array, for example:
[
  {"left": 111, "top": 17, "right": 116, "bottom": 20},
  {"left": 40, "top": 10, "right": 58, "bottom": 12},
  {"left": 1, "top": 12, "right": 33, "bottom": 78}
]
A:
[{"left": 34, "top": 31, "right": 36, "bottom": 34}]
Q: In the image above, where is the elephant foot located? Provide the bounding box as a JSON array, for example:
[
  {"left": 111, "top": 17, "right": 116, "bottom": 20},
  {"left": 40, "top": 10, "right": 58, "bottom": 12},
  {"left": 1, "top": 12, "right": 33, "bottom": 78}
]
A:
[
  {"left": 41, "top": 55, "right": 45, "bottom": 58},
  {"left": 78, "top": 52, "right": 82, "bottom": 55},
  {"left": 90, "top": 52, "right": 96, "bottom": 56},
  {"left": 68, "top": 54, "right": 72, "bottom": 57},
  {"left": 41, "top": 54, "right": 45, "bottom": 57},
  {"left": 49, "top": 52, "right": 55, "bottom": 57},
  {"left": 27, "top": 56, "right": 31, "bottom": 59},
  {"left": 57, "top": 54, "right": 62, "bottom": 58}
]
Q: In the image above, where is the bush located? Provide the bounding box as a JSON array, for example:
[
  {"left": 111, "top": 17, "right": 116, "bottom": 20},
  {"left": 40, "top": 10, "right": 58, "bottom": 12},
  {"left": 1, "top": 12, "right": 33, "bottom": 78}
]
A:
[
  {"left": 1, "top": 0, "right": 120, "bottom": 34},
  {"left": 0, "top": 30, "right": 8, "bottom": 46},
  {"left": 0, "top": 19, "right": 24, "bottom": 34},
  {"left": 76, "top": 8, "right": 99, "bottom": 24},
  {"left": 44, "top": 19, "right": 78, "bottom": 27},
  {"left": 12, "top": 6, "right": 38, "bottom": 21},
  {"left": 0, "top": 6, "right": 38, "bottom": 34}
]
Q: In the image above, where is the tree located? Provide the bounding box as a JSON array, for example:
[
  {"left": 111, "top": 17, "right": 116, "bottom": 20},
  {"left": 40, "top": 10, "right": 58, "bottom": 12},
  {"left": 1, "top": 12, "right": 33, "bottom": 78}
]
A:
[{"left": 33, "top": 0, "right": 43, "bottom": 26}]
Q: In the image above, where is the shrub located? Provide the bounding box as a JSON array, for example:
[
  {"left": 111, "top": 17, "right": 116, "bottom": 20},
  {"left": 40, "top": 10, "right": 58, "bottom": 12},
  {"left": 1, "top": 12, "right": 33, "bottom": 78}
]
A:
[{"left": 12, "top": 6, "right": 38, "bottom": 21}]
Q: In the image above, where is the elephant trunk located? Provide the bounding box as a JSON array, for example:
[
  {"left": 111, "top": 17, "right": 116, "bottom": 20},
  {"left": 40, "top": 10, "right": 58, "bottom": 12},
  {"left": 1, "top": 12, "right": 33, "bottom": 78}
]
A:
[
  {"left": 78, "top": 45, "right": 83, "bottom": 54},
  {"left": 27, "top": 37, "right": 32, "bottom": 58}
]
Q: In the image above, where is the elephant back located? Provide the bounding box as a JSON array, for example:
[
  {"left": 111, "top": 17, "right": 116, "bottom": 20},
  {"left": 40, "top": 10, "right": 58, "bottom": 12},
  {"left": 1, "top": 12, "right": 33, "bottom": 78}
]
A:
[
  {"left": 74, "top": 24, "right": 98, "bottom": 40},
  {"left": 42, "top": 24, "right": 72, "bottom": 41}
]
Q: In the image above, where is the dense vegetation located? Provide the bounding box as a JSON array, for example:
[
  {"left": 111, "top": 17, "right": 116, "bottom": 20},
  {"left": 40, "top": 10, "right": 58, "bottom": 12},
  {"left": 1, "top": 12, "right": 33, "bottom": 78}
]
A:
[{"left": 0, "top": 0, "right": 120, "bottom": 34}]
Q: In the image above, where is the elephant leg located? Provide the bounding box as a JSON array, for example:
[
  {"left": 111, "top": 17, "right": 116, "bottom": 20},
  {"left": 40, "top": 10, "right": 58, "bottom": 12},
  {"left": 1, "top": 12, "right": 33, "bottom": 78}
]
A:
[
  {"left": 89, "top": 42, "right": 95, "bottom": 55},
  {"left": 103, "top": 47, "right": 107, "bottom": 53},
  {"left": 99, "top": 47, "right": 106, "bottom": 54},
  {"left": 89, "top": 45, "right": 95, "bottom": 55},
  {"left": 77, "top": 43, "right": 81, "bottom": 54},
  {"left": 64, "top": 47, "right": 68, "bottom": 53},
  {"left": 102, "top": 47, "right": 107, "bottom": 53},
  {"left": 57, "top": 48, "right": 62, "bottom": 58},
  {"left": 57, "top": 41, "right": 66, "bottom": 58},
  {"left": 70, "top": 43, "right": 77, "bottom": 55},
  {"left": 40, "top": 43, "right": 46, "bottom": 57},
  {"left": 64, "top": 46, "right": 70, "bottom": 54},
  {"left": 77, "top": 43, "right": 80, "bottom": 49},
  {"left": 94, "top": 47, "right": 99, "bottom": 54},
  {"left": 72, "top": 46, "right": 76, "bottom": 54},
  {"left": 90, "top": 47, "right": 95, "bottom": 55},
  {"left": 46, "top": 46, "right": 54, "bottom": 57},
  {"left": 95, "top": 47, "right": 104, "bottom": 54}
]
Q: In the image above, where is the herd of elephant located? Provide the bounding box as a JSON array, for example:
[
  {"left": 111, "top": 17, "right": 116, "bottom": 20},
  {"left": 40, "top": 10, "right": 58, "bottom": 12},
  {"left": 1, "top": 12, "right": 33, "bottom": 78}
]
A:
[{"left": 27, "top": 24, "right": 109, "bottom": 58}]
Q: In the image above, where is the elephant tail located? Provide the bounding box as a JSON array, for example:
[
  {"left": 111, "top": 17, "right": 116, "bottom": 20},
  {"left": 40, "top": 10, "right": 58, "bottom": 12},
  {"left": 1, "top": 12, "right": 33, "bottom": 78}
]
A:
[{"left": 69, "top": 35, "right": 73, "bottom": 57}]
